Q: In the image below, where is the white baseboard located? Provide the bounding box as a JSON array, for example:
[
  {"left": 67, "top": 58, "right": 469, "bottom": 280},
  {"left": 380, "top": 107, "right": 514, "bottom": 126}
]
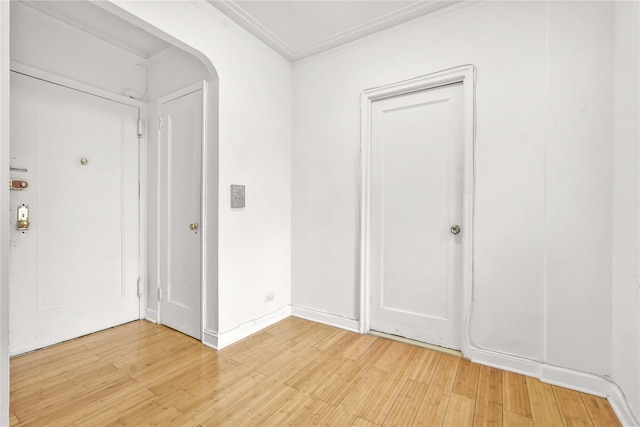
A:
[
  {"left": 469, "top": 345, "right": 639, "bottom": 425},
  {"left": 212, "top": 305, "right": 292, "bottom": 350},
  {"left": 145, "top": 308, "right": 157, "bottom": 323},
  {"left": 202, "top": 328, "right": 218, "bottom": 350},
  {"left": 608, "top": 382, "right": 640, "bottom": 427},
  {"left": 291, "top": 305, "right": 360, "bottom": 332},
  {"left": 541, "top": 364, "right": 608, "bottom": 397},
  {"left": 469, "top": 346, "right": 610, "bottom": 397},
  {"left": 468, "top": 347, "right": 542, "bottom": 378}
]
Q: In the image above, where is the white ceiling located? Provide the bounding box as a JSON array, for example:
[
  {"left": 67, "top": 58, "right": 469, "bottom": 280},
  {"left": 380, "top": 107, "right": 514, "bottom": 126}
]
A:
[
  {"left": 20, "top": 0, "right": 459, "bottom": 63},
  {"left": 20, "top": 1, "right": 171, "bottom": 59},
  {"left": 208, "top": 0, "right": 460, "bottom": 61}
]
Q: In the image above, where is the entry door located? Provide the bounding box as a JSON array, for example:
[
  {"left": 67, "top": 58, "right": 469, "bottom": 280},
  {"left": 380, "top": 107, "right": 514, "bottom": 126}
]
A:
[
  {"left": 370, "top": 83, "right": 463, "bottom": 350},
  {"left": 9, "top": 72, "right": 140, "bottom": 356},
  {"left": 158, "top": 87, "right": 203, "bottom": 340}
]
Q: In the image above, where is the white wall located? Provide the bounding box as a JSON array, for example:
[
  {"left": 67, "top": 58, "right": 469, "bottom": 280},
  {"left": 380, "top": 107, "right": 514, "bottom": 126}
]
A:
[
  {"left": 10, "top": 2, "right": 146, "bottom": 98},
  {"left": 0, "top": 2, "right": 10, "bottom": 425},
  {"left": 545, "top": 1, "right": 613, "bottom": 376},
  {"left": 612, "top": 1, "right": 640, "bottom": 419},
  {"left": 108, "top": 1, "right": 292, "bottom": 338},
  {"left": 292, "top": 0, "right": 614, "bottom": 380}
]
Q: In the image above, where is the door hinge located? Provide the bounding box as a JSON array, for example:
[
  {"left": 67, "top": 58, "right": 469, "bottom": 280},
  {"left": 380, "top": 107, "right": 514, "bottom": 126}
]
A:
[
  {"left": 137, "top": 278, "right": 143, "bottom": 297},
  {"left": 137, "top": 119, "right": 143, "bottom": 138},
  {"left": 158, "top": 287, "right": 163, "bottom": 302},
  {"left": 158, "top": 114, "right": 163, "bottom": 130}
]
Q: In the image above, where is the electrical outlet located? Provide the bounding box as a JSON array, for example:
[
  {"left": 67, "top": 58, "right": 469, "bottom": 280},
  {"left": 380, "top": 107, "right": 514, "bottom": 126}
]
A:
[{"left": 264, "top": 292, "right": 275, "bottom": 303}]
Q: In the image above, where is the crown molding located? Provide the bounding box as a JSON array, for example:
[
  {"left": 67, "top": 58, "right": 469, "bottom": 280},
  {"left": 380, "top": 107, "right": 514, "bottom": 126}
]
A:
[{"left": 208, "top": 0, "right": 461, "bottom": 62}]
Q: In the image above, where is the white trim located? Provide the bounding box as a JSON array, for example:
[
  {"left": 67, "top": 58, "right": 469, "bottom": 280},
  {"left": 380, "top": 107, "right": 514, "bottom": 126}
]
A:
[
  {"left": 293, "top": 2, "right": 488, "bottom": 68},
  {"left": 291, "top": 305, "right": 359, "bottom": 332},
  {"left": 214, "top": 305, "right": 292, "bottom": 350},
  {"left": 10, "top": 61, "right": 146, "bottom": 109},
  {"left": 541, "top": 364, "right": 608, "bottom": 398},
  {"left": 209, "top": 0, "right": 467, "bottom": 62},
  {"left": 145, "top": 308, "right": 158, "bottom": 323},
  {"left": 156, "top": 81, "right": 205, "bottom": 106},
  {"left": 358, "top": 65, "right": 476, "bottom": 358},
  {"left": 609, "top": 382, "right": 640, "bottom": 427},
  {"left": 202, "top": 328, "right": 218, "bottom": 350},
  {"left": 0, "top": 2, "right": 10, "bottom": 424},
  {"left": 468, "top": 347, "right": 542, "bottom": 378},
  {"left": 200, "top": 81, "right": 209, "bottom": 345},
  {"left": 470, "top": 346, "right": 609, "bottom": 399},
  {"left": 138, "top": 107, "right": 148, "bottom": 321}
]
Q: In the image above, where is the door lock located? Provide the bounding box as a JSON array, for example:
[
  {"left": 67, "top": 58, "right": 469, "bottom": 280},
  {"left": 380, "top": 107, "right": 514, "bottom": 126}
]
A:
[
  {"left": 17, "top": 204, "right": 30, "bottom": 230},
  {"left": 10, "top": 179, "right": 28, "bottom": 190}
]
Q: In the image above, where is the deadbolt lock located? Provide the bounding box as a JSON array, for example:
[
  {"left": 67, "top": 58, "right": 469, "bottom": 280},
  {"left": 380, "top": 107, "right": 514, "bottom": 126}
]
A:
[{"left": 17, "top": 204, "right": 30, "bottom": 230}]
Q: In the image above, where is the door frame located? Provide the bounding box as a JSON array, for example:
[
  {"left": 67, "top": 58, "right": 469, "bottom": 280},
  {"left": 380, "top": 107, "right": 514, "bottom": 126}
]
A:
[
  {"left": 8, "top": 60, "right": 148, "bottom": 320},
  {"left": 156, "top": 80, "right": 207, "bottom": 340},
  {"left": 358, "top": 65, "right": 476, "bottom": 356}
]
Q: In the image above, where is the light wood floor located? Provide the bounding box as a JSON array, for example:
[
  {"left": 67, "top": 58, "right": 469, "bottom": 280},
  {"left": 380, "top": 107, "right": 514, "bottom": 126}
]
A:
[{"left": 10, "top": 318, "right": 620, "bottom": 426}]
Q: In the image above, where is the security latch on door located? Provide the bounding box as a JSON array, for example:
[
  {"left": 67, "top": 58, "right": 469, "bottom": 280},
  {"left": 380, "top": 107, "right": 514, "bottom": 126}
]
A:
[
  {"left": 17, "top": 204, "right": 30, "bottom": 231},
  {"left": 10, "top": 179, "right": 28, "bottom": 190}
]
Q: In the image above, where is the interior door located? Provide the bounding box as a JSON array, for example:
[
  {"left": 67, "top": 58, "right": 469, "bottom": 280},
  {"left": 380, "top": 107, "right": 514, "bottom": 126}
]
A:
[
  {"left": 9, "top": 72, "right": 140, "bottom": 356},
  {"left": 158, "top": 86, "right": 203, "bottom": 340},
  {"left": 370, "top": 83, "right": 464, "bottom": 350}
]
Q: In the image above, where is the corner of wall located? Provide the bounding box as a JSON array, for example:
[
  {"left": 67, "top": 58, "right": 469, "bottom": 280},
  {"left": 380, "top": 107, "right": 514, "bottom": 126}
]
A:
[{"left": 0, "top": 1, "right": 10, "bottom": 424}]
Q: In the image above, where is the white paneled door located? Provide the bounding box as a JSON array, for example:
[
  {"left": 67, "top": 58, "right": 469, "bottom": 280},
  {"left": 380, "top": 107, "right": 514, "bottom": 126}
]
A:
[
  {"left": 370, "top": 83, "right": 464, "bottom": 350},
  {"left": 9, "top": 72, "right": 140, "bottom": 356},
  {"left": 158, "top": 87, "right": 203, "bottom": 340}
]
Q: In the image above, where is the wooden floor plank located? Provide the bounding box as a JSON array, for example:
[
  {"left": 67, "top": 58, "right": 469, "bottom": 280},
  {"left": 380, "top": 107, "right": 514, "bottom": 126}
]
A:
[
  {"left": 8, "top": 318, "right": 621, "bottom": 427},
  {"left": 552, "top": 385, "right": 592, "bottom": 426},
  {"left": 504, "top": 410, "right": 534, "bottom": 427},
  {"left": 289, "top": 398, "right": 336, "bottom": 426},
  {"left": 383, "top": 379, "right": 428, "bottom": 426},
  {"left": 474, "top": 365, "right": 503, "bottom": 427},
  {"left": 525, "top": 376, "right": 563, "bottom": 427},
  {"left": 503, "top": 371, "right": 533, "bottom": 419},
  {"left": 452, "top": 358, "right": 481, "bottom": 399},
  {"left": 443, "top": 393, "right": 475, "bottom": 427},
  {"left": 413, "top": 353, "right": 461, "bottom": 427},
  {"left": 581, "top": 393, "right": 622, "bottom": 427}
]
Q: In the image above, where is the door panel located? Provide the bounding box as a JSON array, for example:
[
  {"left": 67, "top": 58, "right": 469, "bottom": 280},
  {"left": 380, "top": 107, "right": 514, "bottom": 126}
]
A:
[
  {"left": 370, "top": 83, "right": 463, "bottom": 349},
  {"left": 9, "top": 72, "right": 140, "bottom": 356},
  {"left": 159, "top": 88, "right": 203, "bottom": 339}
]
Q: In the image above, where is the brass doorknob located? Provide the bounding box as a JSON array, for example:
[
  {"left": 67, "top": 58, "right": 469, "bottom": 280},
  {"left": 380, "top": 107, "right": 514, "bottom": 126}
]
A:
[
  {"left": 450, "top": 225, "right": 461, "bottom": 235},
  {"left": 189, "top": 223, "right": 199, "bottom": 231}
]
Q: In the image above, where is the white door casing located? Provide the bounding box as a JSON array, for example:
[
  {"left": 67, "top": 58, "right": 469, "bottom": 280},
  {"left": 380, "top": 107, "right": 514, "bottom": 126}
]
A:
[
  {"left": 158, "top": 83, "right": 204, "bottom": 340},
  {"left": 359, "top": 65, "right": 476, "bottom": 355},
  {"left": 9, "top": 71, "right": 141, "bottom": 356}
]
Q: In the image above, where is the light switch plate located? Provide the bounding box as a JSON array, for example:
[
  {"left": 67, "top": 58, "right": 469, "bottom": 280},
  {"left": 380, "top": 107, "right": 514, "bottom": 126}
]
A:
[{"left": 231, "top": 184, "right": 245, "bottom": 208}]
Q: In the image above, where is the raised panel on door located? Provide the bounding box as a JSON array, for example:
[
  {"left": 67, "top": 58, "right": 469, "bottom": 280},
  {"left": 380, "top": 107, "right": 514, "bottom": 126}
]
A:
[
  {"left": 159, "top": 88, "right": 203, "bottom": 340},
  {"left": 370, "top": 83, "right": 463, "bottom": 350},
  {"left": 9, "top": 72, "right": 140, "bottom": 356}
]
